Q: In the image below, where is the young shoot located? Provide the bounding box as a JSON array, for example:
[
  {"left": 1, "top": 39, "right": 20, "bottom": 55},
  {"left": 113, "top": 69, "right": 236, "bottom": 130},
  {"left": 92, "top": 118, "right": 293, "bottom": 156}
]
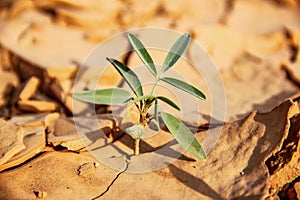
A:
[{"left": 73, "top": 33, "right": 206, "bottom": 159}]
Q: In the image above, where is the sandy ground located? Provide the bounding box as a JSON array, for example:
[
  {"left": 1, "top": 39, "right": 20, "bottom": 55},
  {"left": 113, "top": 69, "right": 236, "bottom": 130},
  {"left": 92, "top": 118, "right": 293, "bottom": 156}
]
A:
[{"left": 0, "top": 0, "right": 300, "bottom": 199}]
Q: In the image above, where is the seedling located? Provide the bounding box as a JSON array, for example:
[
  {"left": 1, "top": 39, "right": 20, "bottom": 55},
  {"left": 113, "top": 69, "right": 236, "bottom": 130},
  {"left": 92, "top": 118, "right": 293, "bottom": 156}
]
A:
[{"left": 73, "top": 33, "right": 206, "bottom": 159}]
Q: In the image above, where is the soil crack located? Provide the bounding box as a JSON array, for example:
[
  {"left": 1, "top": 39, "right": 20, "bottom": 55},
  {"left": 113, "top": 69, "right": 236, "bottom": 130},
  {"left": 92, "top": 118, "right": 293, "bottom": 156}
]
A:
[
  {"left": 280, "top": 28, "right": 300, "bottom": 88},
  {"left": 92, "top": 160, "right": 129, "bottom": 199},
  {"left": 284, "top": 29, "right": 299, "bottom": 63},
  {"left": 281, "top": 64, "right": 300, "bottom": 88},
  {"left": 219, "top": 0, "right": 235, "bottom": 24}
]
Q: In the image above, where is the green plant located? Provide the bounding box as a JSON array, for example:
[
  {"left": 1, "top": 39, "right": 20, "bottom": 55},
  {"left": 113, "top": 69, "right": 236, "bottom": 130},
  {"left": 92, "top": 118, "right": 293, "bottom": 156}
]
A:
[{"left": 73, "top": 33, "right": 206, "bottom": 159}]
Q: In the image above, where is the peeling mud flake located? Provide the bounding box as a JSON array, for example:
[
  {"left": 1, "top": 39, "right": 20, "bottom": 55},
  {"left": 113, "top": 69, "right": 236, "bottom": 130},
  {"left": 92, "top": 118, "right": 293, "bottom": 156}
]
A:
[
  {"left": 0, "top": 119, "right": 25, "bottom": 165},
  {"left": 18, "top": 100, "right": 57, "bottom": 113},
  {"left": 19, "top": 76, "right": 40, "bottom": 101},
  {"left": 268, "top": 113, "right": 300, "bottom": 197},
  {"left": 78, "top": 162, "right": 95, "bottom": 176},
  {"left": 47, "top": 115, "right": 114, "bottom": 151},
  {"left": 0, "top": 124, "right": 46, "bottom": 172}
]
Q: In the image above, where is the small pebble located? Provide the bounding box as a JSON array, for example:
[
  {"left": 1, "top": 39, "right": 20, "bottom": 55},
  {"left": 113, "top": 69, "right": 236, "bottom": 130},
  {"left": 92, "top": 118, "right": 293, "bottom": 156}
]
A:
[
  {"left": 94, "top": 162, "right": 100, "bottom": 168},
  {"left": 35, "top": 191, "right": 47, "bottom": 198}
]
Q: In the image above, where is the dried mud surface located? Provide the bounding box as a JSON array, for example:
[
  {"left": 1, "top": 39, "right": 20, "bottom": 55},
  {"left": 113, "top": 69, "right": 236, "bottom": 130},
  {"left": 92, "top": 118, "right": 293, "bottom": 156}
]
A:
[{"left": 0, "top": 0, "right": 300, "bottom": 199}]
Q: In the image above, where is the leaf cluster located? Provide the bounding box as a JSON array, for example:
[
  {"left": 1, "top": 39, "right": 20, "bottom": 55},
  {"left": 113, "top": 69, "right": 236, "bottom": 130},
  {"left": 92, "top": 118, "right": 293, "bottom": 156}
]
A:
[{"left": 73, "top": 33, "right": 206, "bottom": 159}]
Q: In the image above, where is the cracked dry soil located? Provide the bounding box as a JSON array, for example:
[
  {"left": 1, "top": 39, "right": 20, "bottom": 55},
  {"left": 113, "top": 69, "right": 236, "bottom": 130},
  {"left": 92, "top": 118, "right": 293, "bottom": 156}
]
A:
[{"left": 0, "top": 0, "right": 300, "bottom": 199}]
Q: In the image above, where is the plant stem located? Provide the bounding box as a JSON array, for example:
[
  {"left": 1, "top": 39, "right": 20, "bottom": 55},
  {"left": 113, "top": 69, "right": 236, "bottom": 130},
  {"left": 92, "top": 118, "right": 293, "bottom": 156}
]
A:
[
  {"left": 134, "top": 112, "right": 148, "bottom": 156},
  {"left": 150, "top": 79, "right": 159, "bottom": 95},
  {"left": 134, "top": 138, "right": 140, "bottom": 155}
]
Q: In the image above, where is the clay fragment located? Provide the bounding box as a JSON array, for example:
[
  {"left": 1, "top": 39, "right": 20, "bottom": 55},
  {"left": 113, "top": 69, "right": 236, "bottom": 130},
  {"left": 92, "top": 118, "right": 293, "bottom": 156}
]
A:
[
  {"left": 0, "top": 114, "right": 50, "bottom": 172},
  {"left": 268, "top": 113, "right": 300, "bottom": 196},
  {"left": 0, "top": 124, "right": 46, "bottom": 172},
  {"left": 19, "top": 76, "right": 40, "bottom": 100},
  {"left": 18, "top": 100, "right": 57, "bottom": 112},
  {"left": 47, "top": 115, "right": 114, "bottom": 151},
  {"left": 78, "top": 162, "right": 95, "bottom": 176},
  {"left": 0, "top": 119, "right": 25, "bottom": 165}
]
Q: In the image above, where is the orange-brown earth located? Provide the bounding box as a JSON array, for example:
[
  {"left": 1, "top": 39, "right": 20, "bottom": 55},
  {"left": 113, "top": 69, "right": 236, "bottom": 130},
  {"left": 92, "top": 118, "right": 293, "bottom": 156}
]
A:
[{"left": 0, "top": 0, "right": 300, "bottom": 199}]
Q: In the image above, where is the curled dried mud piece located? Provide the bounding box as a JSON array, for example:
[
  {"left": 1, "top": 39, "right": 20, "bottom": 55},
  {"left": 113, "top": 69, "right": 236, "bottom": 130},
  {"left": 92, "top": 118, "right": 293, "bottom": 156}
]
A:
[
  {"left": 0, "top": 119, "right": 25, "bottom": 166},
  {"left": 8, "top": 52, "right": 73, "bottom": 115},
  {"left": 47, "top": 114, "right": 114, "bottom": 151},
  {"left": 19, "top": 76, "right": 40, "bottom": 101},
  {"left": 267, "top": 113, "right": 300, "bottom": 197},
  {"left": 0, "top": 120, "right": 46, "bottom": 172},
  {"left": 18, "top": 100, "right": 57, "bottom": 112}
]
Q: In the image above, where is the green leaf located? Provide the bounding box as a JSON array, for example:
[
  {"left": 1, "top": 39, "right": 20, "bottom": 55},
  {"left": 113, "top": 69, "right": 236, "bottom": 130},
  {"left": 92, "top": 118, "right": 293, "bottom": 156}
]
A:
[
  {"left": 73, "top": 88, "right": 131, "bottom": 105},
  {"left": 161, "top": 77, "right": 206, "bottom": 100},
  {"left": 162, "top": 33, "right": 190, "bottom": 73},
  {"left": 128, "top": 34, "right": 157, "bottom": 77},
  {"left": 157, "top": 96, "right": 180, "bottom": 111},
  {"left": 106, "top": 58, "right": 143, "bottom": 97},
  {"left": 161, "top": 112, "right": 206, "bottom": 159},
  {"left": 129, "top": 94, "right": 155, "bottom": 105}
]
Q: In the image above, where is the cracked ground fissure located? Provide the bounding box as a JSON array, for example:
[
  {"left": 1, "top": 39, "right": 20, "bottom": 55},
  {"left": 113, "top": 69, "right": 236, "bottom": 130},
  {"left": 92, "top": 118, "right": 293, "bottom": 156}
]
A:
[
  {"left": 281, "top": 28, "right": 300, "bottom": 89},
  {"left": 92, "top": 160, "right": 129, "bottom": 199}
]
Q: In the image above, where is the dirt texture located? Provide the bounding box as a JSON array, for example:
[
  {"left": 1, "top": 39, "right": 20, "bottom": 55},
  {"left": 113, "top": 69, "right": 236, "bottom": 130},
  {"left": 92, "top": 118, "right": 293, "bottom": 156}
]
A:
[{"left": 0, "top": 0, "right": 299, "bottom": 199}]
